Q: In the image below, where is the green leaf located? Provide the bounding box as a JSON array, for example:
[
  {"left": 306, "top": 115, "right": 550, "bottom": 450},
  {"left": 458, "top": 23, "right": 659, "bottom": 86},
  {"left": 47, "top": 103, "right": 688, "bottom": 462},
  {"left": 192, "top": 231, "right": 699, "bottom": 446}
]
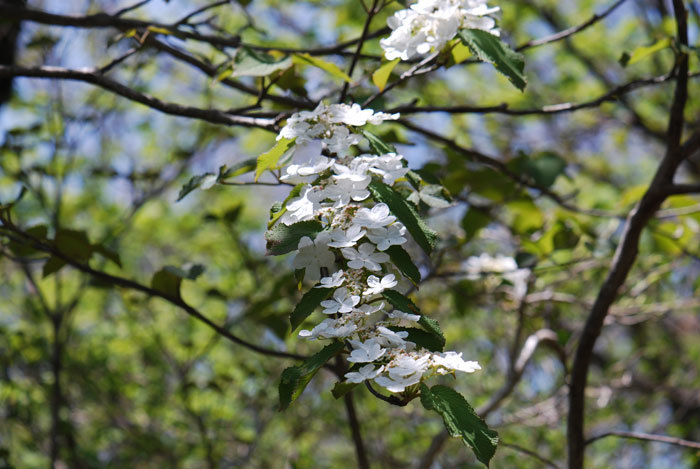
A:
[
  {"left": 292, "top": 53, "right": 352, "bottom": 82},
  {"left": 264, "top": 220, "right": 323, "bottom": 256},
  {"left": 369, "top": 181, "right": 437, "bottom": 254},
  {"left": 8, "top": 224, "right": 48, "bottom": 257},
  {"left": 218, "top": 158, "right": 257, "bottom": 181},
  {"left": 255, "top": 138, "right": 295, "bottom": 181},
  {"left": 42, "top": 257, "right": 67, "bottom": 278},
  {"left": 362, "top": 130, "right": 397, "bottom": 155},
  {"left": 449, "top": 40, "right": 472, "bottom": 65},
  {"left": 420, "top": 384, "right": 499, "bottom": 466},
  {"left": 268, "top": 183, "right": 305, "bottom": 228},
  {"left": 620, "top": 37, "right": 671, "bottom": 67},
  {"left": 92, "top": 244, "right": 122, "bottom": 268},
  {"left": 382, "top": 289, "right": 420, "bottom": 314},
  {"left": 331, "top": 381, "right": 359, "bottom": 399},
  {"left": 372, "top": 58, "right": 400, "bottom": 91},
  {"left": 458, "top": 29, "right": 526, "bottom": 91},
  {"left": 461, "top": 208, "right": 490, "bottom": 243},
  {"left": 385, "top": 245, "right": 421, "bottom": 284},
  {"left": 54, "top": 229, "right": 92, "bottom": 262},
  {"left": 390, "top": 327, "right": 444, "bottom": 352},
  {"left": 418, "top": 315, "right": 445, "bottom": 350},
  {"left": 177, "top": 173, "right": 216, "bottom": 201},
  {"left": 279, "top": 341, "right": 344, "bottom": 410},
  {"left": 290, "top": 286, "right": 335, "bottom": 332},
  {"left": 151, "top": 265, "right": 205, "bottom": 299},
  {"left": 232, "top": 47, "right": 293, "bottom": 78}
]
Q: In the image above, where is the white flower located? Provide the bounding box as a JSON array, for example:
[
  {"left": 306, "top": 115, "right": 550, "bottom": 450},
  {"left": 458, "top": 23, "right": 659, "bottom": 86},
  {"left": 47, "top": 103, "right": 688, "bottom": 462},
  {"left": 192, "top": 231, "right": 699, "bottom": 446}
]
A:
[
  {"left": 327, "top": 103, "right": 399, "bottom": 127},
  {"left": 366, "top": 223, "right": 407, "bottom": 251},
  {"left": 299, "top": 318, "right": 357, "bottom": 339},
  {"left": 292, "top": 233, "right": 335, "bottom": 282},
  {"left": 354, "top": 302, "right": 385, "bottom": 316},
  {"left": 389, "top": 353, "right": 430, "bottom": 377},
  {"left": 281, "top": 186, "right": 323, "bottom": 225},
  {"left": 380, "top": 0, "right": 500, "bottom": 61},
  {"left": 328, "top": 225, "right": 366, "bottom": 248},
  {"left": 363, "top": 274, "right": 398, "bottom": 296},
  {"left": 341, "top": 242, "right": 390, "bottom": 271},
  {"left": 432, "top": 351, "right": 481, "bottom": 374},
  {"left": 361, "top": 153, "right": 410, "bottom": 185},
  {"left": 347, "top": 339, "right": 386, "bottom": 363},
  {"left": 374, "top": 373, "right": 422, "bottom": 392},
  {"left": 323, "top": 179, "right": 370, "bottom": 207},
  {"left": 375, "top": 326, "right": 410, "bottom": 348},
  {"left": 354, "top": 204, "right": 396, "bottom": 229},
  {"left": 332, "top": 161, "right": 371, "bottom": 183},
  {"left": 316, "top": 270, "right": 346, "bottom": 288},
  {"left": 388, "top": 310, "right": 421, "bottom": 323},
  {"left": 345, "top": 364, "right": 383, "bottom": 383},
  {"left": 321, "top": 287, "right": 361, "bottom": 314}
]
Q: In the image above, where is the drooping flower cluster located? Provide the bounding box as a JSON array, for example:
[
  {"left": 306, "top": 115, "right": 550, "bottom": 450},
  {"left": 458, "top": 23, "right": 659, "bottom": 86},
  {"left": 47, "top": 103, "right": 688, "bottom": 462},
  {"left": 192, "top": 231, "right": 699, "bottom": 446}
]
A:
[
  {"left": 380, "top": 0, "right": 500, "bottom": 61},
  {"left": 273, "top": 102, "right": 480, "bottom": 393}
]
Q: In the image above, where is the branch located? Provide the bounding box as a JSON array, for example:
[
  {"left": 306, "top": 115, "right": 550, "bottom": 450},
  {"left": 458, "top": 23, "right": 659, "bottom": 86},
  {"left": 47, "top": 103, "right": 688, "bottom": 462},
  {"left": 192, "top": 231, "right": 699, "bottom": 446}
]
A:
[
  {"left": 566, "top": 2, "right": 690, "bottom": 467},
  {"left": 586, "top": 431, "right": 700, "bottom": 450},
  {"left": 0, "top": 65, "right": 278, "bottom": 130},
  {"left": 344, "top": 392, "right": 371, "bottom": 469},
  {"left": 661, "top": 183, "right": 700, "bottom": 195},
  {"left": 500, "top": 442, "right": 561, "bottom": 469},
  {"left": 387, "top": 71, "right": 700, "bottom": 117},
  {"left": 516, "top": 0, "right": 628, "bottom": 51},
  {"left": 1, "top": 222, "right": 308, "bottom": 362},
  {"left": 0, "top": 4, "right": 242, "bottom": 48},
  {"left": 339, "top": 0, "right": 380, "bottom": 103},
  {"left": 397, "top": 119, "right": 617, "bottom": 217}
]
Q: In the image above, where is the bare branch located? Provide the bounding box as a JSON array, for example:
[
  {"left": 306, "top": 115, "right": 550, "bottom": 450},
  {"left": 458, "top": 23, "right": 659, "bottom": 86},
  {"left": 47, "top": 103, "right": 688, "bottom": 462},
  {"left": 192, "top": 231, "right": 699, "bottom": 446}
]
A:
[
  {"left": 0, "top": 64, "right": 278, "bottom": 130},
  {"left": 586, "top": 431, "right": 700, "bottom": 450}
]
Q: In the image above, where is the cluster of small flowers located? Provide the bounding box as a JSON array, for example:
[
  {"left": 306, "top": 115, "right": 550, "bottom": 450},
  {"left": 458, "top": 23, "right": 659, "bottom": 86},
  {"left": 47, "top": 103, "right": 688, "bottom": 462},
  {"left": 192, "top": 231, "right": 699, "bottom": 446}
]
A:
[
  {"left": 380, "top": 0, "right": 500, "bottom": 61},
  {"left": 276, "top": 102, "right": 480, "bottom": 393}
]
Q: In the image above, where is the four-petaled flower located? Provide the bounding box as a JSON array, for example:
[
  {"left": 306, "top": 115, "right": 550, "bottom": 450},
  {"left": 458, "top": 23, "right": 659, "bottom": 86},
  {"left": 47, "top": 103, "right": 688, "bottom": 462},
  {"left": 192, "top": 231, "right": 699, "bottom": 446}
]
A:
[
  {"left": 347, "top": 339, "right": 386, "bottom": 363},
  {"left": 345, "top": 364, "right": 383, "bottom": 383},
  {"left": 341, "top": 242, "right": 390, "bottom": 271},
  {"left": 316, "top": 270, "right": 345, "bottom": 288},
  {"left": 354, "top": 204, "right": 396, "bottom": 229},
  {"left": 367, "top": 223, "right": 407, "bottom": 251},
  {"left": 321, "top": 287, "right": 361, "bottom": 314},
  {"left": 363, "top": 274, "right": 398, "bottom": 296},
  {"left": 293, "top": 233, "right": 335, "bottom": 282},
  {"left": 328, "top": 225, "right": 366, "bottom": 248}
]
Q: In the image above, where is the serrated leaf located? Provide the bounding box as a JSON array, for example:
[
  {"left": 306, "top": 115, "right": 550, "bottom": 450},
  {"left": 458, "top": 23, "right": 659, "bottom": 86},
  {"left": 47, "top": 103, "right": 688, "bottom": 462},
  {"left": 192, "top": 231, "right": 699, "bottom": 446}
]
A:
[
  {"left": 369, "top": 181, "right": 438, "bottom": 254},
  {"left": 279, "top": 341, "right": 344, "bottom": 410},
  {"left": 458, "top": 29, "right": 526, "bottom": 91},
  {"left": 292, "top": 53, "right": 352, "bottom": 82},
  {"left": 255, "top": 138, "right": 295, "bottom": 181},
  {"left": 362, "top": 129, "right": 397, "bottom": 155},
  {"left": 420, "top": 384, "right": 499, "bottom": 466},
  {"left": 232, "top": 47, "right": 293, "bottom": 78},
  {"left": 382, "top": 289, "right": 420, "bottom": 314},
  {"left": 390, "top": 327, "right": 444, "bottom": 352},
  {"left": 418, "top": 315, "right": 445, "bottom": 349},
  {"left": 372, "top": 58, "right": 400, "bottom": 91},
  {"left": 264, "top": 220, "right": 323, "bottom": 256},
  {"left": 290, "top": 286, "right": 335, "bottom": 332},
  {"left": 385, "top": 245, "right": 421, "bottom": 284}
]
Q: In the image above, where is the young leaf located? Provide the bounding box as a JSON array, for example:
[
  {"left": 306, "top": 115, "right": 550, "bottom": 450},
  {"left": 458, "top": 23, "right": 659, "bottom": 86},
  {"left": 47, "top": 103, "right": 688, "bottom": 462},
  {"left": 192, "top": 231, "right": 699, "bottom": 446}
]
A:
[
  {"left": 177, "top": 173, "right": 216, "bottom": 201},
  {"left": 369, "top": 181, "right": 438, "bottom": 254},
  {"left": 420, "top": 384, "right": 499, "bottom": 466},
  {"left": 264, "top": 220, "right": 323, "bottom": 255},
  {"left": 232, "top": 47, "right": 293, "bottom": 77},
  {"left": 255, "top": 138, "right": 295, "bottom": 181},
  {"left": 362, "top": 129, "right": 397, "bottom": 155},
  {"left": 620, "top": 37, "right": 671, "bottom": 67},
  {"left": 385, "top": 245, "right": 421, "bottom": 284},
  {"left": 458, "top": 29, "right": 526, "bottom": 91},
  {"left": 279, "top": 341, "right": 344, "bottom": 410},
  {"left": 372, "top": 58, "right": 400, "bottom": 91},
  {"left": 290, "top": 286, "right": 335, "bottom": 332},
  {"left": 331, "top": 381, "right": 359, "bottom": 399},
  {"left": 292, "top": 53, "right": 352, "bottom": 82}
]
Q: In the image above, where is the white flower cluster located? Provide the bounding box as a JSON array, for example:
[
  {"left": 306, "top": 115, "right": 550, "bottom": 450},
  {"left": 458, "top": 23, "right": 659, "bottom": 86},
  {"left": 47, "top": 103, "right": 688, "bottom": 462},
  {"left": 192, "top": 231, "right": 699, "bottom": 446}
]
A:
[
  {"left": 275, "top": 102, "right": 480, "bottom": 393},
  {"left": 380, "top": 0, "right": 500, "bottom": 61}
]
